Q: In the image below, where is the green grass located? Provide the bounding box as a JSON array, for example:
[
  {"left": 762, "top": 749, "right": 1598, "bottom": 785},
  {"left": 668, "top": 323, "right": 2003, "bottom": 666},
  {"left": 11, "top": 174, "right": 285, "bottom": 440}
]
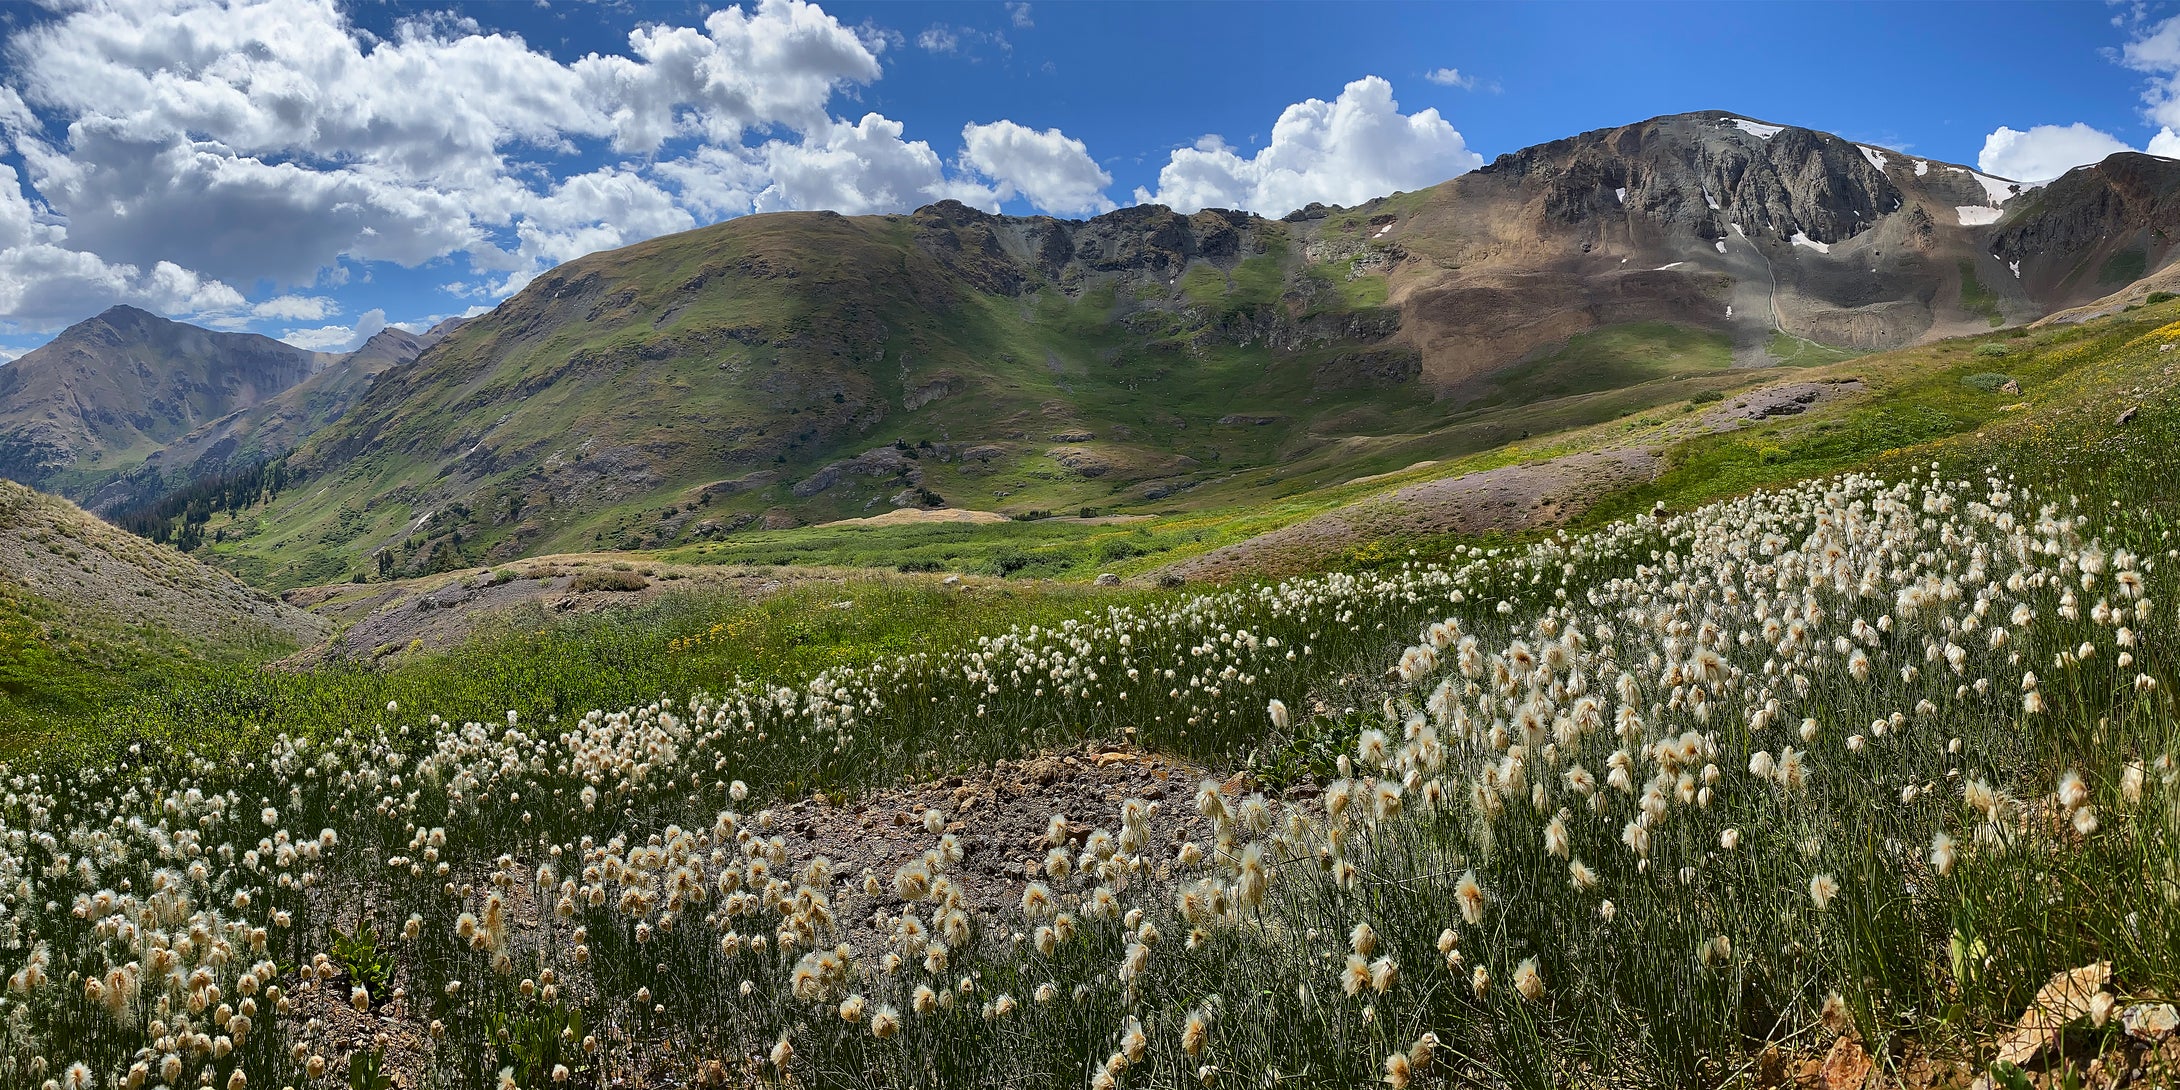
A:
[
  {"left": 11, "top": 392, "right": 2180, "bottom": 1088},
  {"left": 2099, "top": 246, "right": 2149, "bottom": 285},
  {"left": 2, "top": 577, "right": 1180, "bottom": 763},
  {"left": 12, "top": 285, "right": 2180, "bottom": 1090},
  {"left": 1461, "top": 321, "right": 1732, "bottom": 408},
  {"left": 1583, "top": 307, "right": 2180, "bottom": 526},
  {"left": 1304, "top": 260, "right": 1391, "bottom": 311},
  {"left": 0, "top": 579, "right": 297, "bottom": 741},
  {"left": 1767, "top": 330, "right": 1865, "bottom": 366}
]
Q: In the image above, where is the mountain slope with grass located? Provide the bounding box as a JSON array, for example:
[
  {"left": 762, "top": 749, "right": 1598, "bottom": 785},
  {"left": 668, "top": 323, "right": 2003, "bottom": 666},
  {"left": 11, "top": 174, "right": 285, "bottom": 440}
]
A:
[
  {"left": 0, "top": 478, "right": 327, "bottom": 728},
  {"left": 82, "top": 324, "right": 450, "bottom": 522},
  {"left": 104, "top": 112, "right": 2180, "bottom": 589}
]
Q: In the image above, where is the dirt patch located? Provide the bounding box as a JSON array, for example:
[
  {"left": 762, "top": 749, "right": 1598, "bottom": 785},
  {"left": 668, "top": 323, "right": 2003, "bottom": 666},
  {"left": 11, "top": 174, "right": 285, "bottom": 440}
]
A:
[
  {"left": 821, "top": 507, "right": 1011, "bottom": 528},
  {"left": 279, "top": 559, "right": 839, "bottom": 666},
  {"left": 291, "top": 741, "right": 1254, "bottom": 1088},
  {"left": 1154, "top": 376, "right": 1868, "bottom": 585},
  {"left": 1156, "top": 447, "right": 1659, "bottom": 584},
  {"left": 1691, "top": 378, "right": 1869, "bottom": 434}
]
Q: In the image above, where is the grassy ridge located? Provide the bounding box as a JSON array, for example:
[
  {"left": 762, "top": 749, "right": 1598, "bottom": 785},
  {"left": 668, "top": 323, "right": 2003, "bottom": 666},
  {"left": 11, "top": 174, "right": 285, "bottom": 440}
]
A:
[
  {"left": 182, "top": 205, "right": 1819, "bottom": 592},
  {"left": 0, "top": 577, "right": 1173, "bottom": 764}
]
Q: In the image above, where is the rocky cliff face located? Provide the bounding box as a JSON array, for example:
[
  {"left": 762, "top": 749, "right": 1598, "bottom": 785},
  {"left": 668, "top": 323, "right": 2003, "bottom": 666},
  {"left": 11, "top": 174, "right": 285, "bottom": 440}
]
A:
[
  {"left": 1990, "top": 152, "right": 2180, "bottom": 306},
  {"left": 1376, "top": 111, "right": 2050, "bottom": 388}
]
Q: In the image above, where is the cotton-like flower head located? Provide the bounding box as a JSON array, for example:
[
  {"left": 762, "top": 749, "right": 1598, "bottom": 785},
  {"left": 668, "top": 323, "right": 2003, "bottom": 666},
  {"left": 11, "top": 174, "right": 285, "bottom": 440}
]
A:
[
  {"left": 1513, "top": 956, "right": 1545, "bottom": 1001},
  {"left": 1455, "top": 870, "right": 1485, "bottom": 924},
  {"left": 1369, "top": 956, "right": 1399, "bottom": 995},
  {"left": 1020, "top": 882, "right": 1054, "bottom": 919},
  {"left": 1181, "top": 1007, "right": 1212, "bottom": 1056},
  {"left": 1808, "top": 874, "right": 1840, "bottom": 911},
  {"left": 1929, "top": 831, "right": 1956, "bottom": 877},
  {"left": 1347, "top": 920, "right": 1379, "bottom": 957},
  {"left": 1342, "top": 954, "right": 1370, "bottom": 996},
  {"left": 1384, "top": 1052, "right": 1413, "bottom": 1089},
  {"left": 1119, "top": 1015, "right": 1148, "bottom": 1063},
  {"left": 2057, "top": 771, "right": 2089, "bottom": 811}
]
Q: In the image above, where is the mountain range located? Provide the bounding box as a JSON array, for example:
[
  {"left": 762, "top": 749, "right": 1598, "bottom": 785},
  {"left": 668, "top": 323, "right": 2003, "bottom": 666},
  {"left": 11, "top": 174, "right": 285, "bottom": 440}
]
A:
[{"left": 4, "top": 109, "right": 2178, "bottom": 588}]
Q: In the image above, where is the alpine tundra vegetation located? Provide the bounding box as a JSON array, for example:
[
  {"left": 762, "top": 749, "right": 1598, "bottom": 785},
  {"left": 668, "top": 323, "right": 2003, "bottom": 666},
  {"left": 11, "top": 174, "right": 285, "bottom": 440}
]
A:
[
  {"left": 4, "top": 395, "right": 2180, "bottom": 1086},
  {"left": 3, "top": 1, "right": 2180, "bottom": 1087}
]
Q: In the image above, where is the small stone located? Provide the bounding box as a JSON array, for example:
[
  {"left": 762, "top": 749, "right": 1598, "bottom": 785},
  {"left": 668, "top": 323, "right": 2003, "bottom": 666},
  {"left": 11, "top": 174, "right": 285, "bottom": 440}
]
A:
[
  {"left": 2124, "top": 1002, "right": 2178, "bottom": 1043},
  {"left": 1818, "top": 1036, "right": 1872, "bottom": 1090},
  {"left": 1095, "top": 573, "right": 1121, "bottom": 586}
]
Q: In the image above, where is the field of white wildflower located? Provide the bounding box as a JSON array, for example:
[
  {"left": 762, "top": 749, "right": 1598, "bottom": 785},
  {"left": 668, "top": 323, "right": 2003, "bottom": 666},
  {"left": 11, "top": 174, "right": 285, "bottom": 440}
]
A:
[{"left": 2, "top": 463, "right": 2174, "bottom": 1089}]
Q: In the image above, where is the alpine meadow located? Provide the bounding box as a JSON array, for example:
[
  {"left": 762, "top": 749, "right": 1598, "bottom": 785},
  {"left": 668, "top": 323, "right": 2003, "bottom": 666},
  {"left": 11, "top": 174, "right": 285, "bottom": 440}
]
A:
[{"left": 1, "top": 2, "right": 2180, "bottom": 1089}]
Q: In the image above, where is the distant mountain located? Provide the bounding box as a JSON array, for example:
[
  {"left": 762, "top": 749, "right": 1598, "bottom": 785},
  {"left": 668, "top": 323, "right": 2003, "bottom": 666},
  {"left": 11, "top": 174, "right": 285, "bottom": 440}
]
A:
[
  {"left": 1374, "top": 110, "right": 2061, "bottom": 389},
  {"left": 85, "top": 324, "right": 449, "bottom": 513},
  {"left": 0, "top": 307, "right": 452, "bottom": 513},
  {"left": 69, "top": 111, "right": 2180, "bottom": 587},
  {"left": 0, "top": 306, "right": 336, "bottom": 493},
  {"left": 1990, "top": 151, "right": 2180, "bottom": 304}
]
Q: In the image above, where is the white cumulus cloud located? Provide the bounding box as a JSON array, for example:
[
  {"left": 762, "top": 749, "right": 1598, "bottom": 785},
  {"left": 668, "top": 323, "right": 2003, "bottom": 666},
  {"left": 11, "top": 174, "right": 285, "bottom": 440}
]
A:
[
  {"left": 961, "top": 121, "right": 1114, "bottom": 216},
  {"left": 1133, "top": 76, "right": 1482, "bottom": 216},
  {"left": 0, "top": 0, "right": 888, "bottom": 324},
  {"left": 251, "top": 295, "right": 339, "bottom": 322},
  {"left": 750, "top": 113, "right": 997, "bottom": 215},
  {"left": 1978, "top": 123, "right": 2135, "bottom": 184},
  {"left": 280, "top": 306, "right": 386, "bottom": 352},
  {"left": 0, "top": 0, "right": 1117, "bottom": 333},
  {"left": 0, "top": 156, "right": 245, "bottom": 328},
  {"left": 1424, "top": 68, "right": 1476, "bottom": 89}
]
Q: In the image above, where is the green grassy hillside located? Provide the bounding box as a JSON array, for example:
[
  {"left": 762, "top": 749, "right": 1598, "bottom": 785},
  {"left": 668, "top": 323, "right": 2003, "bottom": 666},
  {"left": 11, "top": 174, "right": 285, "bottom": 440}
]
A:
[
  {"left": 7, "top": 293, "right": 2180, "bottom": 1090},
  {"left": 191, "top": 205, "right": 1788, "bottom": 590},
  {"left": 0, "top": 480, "right": 323, "bottom": 733}
]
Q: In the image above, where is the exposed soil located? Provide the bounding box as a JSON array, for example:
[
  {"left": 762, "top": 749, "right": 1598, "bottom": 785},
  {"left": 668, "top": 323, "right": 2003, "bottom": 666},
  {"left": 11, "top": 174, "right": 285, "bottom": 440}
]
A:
[
  {"left": 1153, "top": 377, "right": 1870, "bottom": 585},
  {"left": 290, "top": 741, "right": 1247, "bottom": 1088},
  {"left": 280, "top": 558, "right": 889, "bottom": 666},
  {"left": 819, "top": 507, "right": 1011, "bottom": 527},
  {"left": 1689, "top": 377, "right": 1870, "bottom": 435}
]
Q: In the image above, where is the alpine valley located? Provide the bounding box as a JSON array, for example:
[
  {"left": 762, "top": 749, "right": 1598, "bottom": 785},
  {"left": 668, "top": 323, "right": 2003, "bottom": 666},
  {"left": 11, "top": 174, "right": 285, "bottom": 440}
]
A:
[{"left": 6, "top": 110, "right": 2180, "bottom": 588}]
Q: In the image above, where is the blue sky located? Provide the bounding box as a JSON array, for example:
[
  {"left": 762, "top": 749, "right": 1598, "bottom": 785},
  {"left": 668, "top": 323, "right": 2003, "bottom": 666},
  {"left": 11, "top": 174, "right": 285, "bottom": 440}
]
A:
[{"left": 0, "top": 0, "right": 2174, "bottom": 362}]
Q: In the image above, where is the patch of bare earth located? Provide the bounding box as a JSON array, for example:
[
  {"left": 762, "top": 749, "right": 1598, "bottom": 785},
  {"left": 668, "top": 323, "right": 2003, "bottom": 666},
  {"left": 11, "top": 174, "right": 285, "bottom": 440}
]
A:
[
  {"left": 1684, "top": 378, "right": 1870, "bottom": 437},
  {"left": 279, "top": 560, "right": 877, "bottom": 667},
  {"left": 290, "top": 742, "right": 1253, "bottom": 1087},
  {"left": 1152, "top": 377, "right": 1870, "bottom": 585},
  {"left": 819, "top": 507, "right": 1011, "bottom": 528}
]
